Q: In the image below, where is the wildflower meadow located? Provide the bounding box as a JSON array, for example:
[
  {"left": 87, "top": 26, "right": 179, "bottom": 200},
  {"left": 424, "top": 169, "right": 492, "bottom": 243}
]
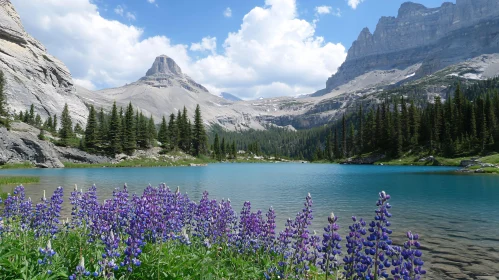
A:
[{"left": 0, "top": 184, "right": 425, "bottom": 279}]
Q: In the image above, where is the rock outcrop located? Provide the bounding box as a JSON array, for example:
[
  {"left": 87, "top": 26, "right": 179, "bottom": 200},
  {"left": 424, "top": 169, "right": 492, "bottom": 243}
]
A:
[
  {"left": 0, "top": 122, "right": 110, "bottom": 168},
  {"left": 0, "top": 0, "right": 88, "bottom": 125},
  {"left": 313, "top": 0, "right": 499, "bottom": 96}
]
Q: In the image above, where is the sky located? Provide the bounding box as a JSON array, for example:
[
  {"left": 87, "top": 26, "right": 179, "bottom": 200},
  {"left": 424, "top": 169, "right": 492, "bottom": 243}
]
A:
[{"left": 12, "top": 0, "right": 454, "bottom": 100}]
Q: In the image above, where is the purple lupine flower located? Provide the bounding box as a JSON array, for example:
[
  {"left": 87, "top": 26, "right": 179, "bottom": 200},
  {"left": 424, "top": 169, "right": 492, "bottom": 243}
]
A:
[
  {"left": 263, "top": 206, "right": 276, "bottom": 253},
  {"left": 32, "top": 187, "right": 64, "bottom": 238},
  {"left": 343, "top": 216, "right": 368, "bottom": 279},
  {"left": 99, "top": 230, "right": 121, "bottom": 278},
  {"left": 2, "top": 185, "right": 26, "bottom": 221},
  {"left": 38, "top": 239, "right": 56, "bottom": 266},
  {"left": 364, "top": 190, "right": 394, "bottom": 279},
  {"left": 391, "top": 231, "right": 426, "bottom": 279},
  {"left": 319, "top": 212, "right": 342, "bottom": 277},
  {"left": 290, "top": 193, "right": 314, "bottom": 275}
]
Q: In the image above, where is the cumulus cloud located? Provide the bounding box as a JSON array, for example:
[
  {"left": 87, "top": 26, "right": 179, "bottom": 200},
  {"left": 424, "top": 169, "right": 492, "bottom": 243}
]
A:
[
  {"left": 223, "top": 7, "right": 232, "bottom": 18},
  {"left": 348, "top": 0, "right": 365, "bottom": 9},
  {"left": 12, "top": 0, "right": 347, "bottom": 99},
  {"left": 126, "top": 12, "right": 136, "bottom": 21},
  {"left": 114, "top": 5, "right": 124, "bottom": 16},
  {"left": 190, "top": 36, "right": 217, "bottom": 54},
  {"left": 191, "top": 0, "right": 347, "bottom": 99},
  {"left": 315, "top": 6, "right": 332, "bottom": 15},
  {"left": 12, "top": 0, "right": 191, "bottom": 89}
]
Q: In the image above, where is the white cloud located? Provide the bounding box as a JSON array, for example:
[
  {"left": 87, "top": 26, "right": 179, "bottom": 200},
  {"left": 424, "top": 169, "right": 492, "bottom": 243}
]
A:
[
  {"left": 315, "top": 6, "right": 332, "bottom": 15},
  {"left": 223, "top": 7, "right": 232, "bottom": 18},
  {"left": 126, "top": 12, "right": 136, "bottom": 21},
  {"left": 348, "top": 0, "right": 365, "bottom": 9},
  {"left": 190, "top": 36, "right": 217, "bottom": 54},
  {"left": 191, "top": 0, "right": 347, "bottom": 99},
  {"left": 114, "top": 5, "right": 124, "bottom": 16},
  {"left": 12, "top": 0, "right": 191, "bottom": 89},
  {"left": 12, "top": 0, "right": 347, "bottom": 99},
  {"left": 147, "top": 0, "right": 155, "bottom": 3}
]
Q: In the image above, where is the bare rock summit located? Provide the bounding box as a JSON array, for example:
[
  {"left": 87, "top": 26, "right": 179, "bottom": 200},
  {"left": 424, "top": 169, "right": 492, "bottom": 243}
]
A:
[{"left": 0, "top": 0, "right": 88, "bottom": 125}]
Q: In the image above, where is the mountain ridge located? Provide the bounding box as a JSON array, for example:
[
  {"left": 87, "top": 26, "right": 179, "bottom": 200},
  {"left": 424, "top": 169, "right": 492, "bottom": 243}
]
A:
[{"left": 312, "top": 0, "right": 499, "bottom": 97}]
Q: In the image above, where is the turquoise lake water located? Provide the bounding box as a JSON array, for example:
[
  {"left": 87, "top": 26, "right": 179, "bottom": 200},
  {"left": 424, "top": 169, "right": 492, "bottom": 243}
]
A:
[{"left": 1, "top": 163, "right": 498, "bottom": 279}]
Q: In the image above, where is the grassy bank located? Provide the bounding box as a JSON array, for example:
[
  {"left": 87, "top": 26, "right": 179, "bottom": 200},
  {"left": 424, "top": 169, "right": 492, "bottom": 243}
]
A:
[
  {"left": 0, "top": 176, "right": 40, "bottom": 185},
  {"left": 0, "top": 162, "right": 35, "bottom": 169},
  {"left": 376, "top": 155, "right": 468, "bottom": 167}
]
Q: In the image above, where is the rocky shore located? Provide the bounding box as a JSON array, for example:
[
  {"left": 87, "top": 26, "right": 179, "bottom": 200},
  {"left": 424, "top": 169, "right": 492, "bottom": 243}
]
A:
[{"left": 0, "top": 122, "right": 111, "bottom": 168}]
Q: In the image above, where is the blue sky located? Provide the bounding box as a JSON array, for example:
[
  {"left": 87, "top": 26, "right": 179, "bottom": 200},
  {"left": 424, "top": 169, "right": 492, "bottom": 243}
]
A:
[
  {"left": 13, "top": 0, "right": 455, "bottom": 99},
  {"left": 97, "top": 0, "right": 454, "bottom": 52}
]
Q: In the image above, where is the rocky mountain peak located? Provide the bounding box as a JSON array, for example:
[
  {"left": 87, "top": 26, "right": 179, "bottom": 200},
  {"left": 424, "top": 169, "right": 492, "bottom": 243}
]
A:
[
  {"left": 0, "top": 0, "right": 88, "bottom": 125},
  {"left": 313, "top": 0, "right": 499, "bottom": 97},
  {"left": 145, "top": 55, "right": 183, "bottom": 77},
  {"left": 397, "top": 2, "right": 428, "bottom": 18}
]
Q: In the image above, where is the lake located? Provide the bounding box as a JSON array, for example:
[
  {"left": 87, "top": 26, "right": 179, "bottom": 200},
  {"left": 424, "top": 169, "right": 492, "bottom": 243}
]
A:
[{"left": 1, "top": 163, "right": 498, "bottom": 279}]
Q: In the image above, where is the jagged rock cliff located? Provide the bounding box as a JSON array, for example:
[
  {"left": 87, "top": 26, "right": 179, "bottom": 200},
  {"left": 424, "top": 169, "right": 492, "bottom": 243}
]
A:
[
  {"left": 0, "top": 0, "right": 88, "bottom": 125},
  {"left": 313, "top": 0, "right": 499, "bottom": 96},
  {"left": 0, "top": 123, "right": 110, "bottom": 168}
]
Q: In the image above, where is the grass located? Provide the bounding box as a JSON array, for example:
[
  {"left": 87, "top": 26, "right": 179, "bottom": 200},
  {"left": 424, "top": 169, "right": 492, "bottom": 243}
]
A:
[
  {"left": 0, "top": 162, "right": 35, "bottom": 169},
  {"left": 376, "top": 155, "right": 469, "bottom": 167},
  {"left": 0, "top": 176, "right": 40, "bottom": 186},
  {"left": 478, "top": 153, "right": 499, "bottom": 164}
]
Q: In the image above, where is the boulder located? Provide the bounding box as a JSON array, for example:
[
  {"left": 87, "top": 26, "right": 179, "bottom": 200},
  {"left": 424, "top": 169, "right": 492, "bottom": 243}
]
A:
[{"left": 0, "top": 122, "right": 111, "bottom": 168}]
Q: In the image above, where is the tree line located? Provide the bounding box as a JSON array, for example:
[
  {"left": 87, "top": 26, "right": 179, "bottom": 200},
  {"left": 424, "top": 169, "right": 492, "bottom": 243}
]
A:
[{"left": 15, "top": 101, "right": 208, "bottom": 157}]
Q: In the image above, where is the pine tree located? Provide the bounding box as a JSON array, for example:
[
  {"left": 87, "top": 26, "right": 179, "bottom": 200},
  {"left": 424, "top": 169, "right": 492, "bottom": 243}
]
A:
[
  {"left": 28, "top": 104, "right": 35, "bottom": 125},
  {"left": 53, "top": 114, "right": 58, "bottom": 131},
  {"left": 147, "top": 115, "right": 157, "bottom": 148},
  {"left": 231, "top": 141, "right": 237, "bottom": 159},
  {"left": 342, "top": 114, "right": 346, "bottom": 158},
  {"left": 123, "top": 102, "right": 136, "bottom": 155},
  {"left": 221, "top": 137, "right": 226, "bottom": 160},
  {"left": 136, "top": 111, "right": 148, "bottom": 149},
  {"left": 59, "top": 103, "right": 73, "bottom": 146},
  {"left": 213, "top": 133, "right": 221, "bottom": 160},
  {"left": 84, "top": 105, "right": 99, "bottom": 152},
  {"left": 35, "top": 114, "right": 42, "bottom": 128},
  {"left": 168, "top": 113, "right": 178, "bottom": 150},
  {"left": 158, "top": 116, "right": 168, "bottom": 148},
  {"left": 408, "top": 100, "right": 419, "bottom": 146},
  {"left": 358, "top": 104, "right": 364, "bottom": 153},
  {"left": 98, "top": 108, "right": 108, "bottom": 149},
  {"left": 192, "top": 104, "right": 207, "bottom": 156},
  {"left": 348, "top": 123, "right": 355, "bottom": 157},
  {"left": 333, "top": 128, "right": 339, "bottom": 159},
  {"left": 177, "top": 110, "right": 184, "bottom": 149},
  {"left": 74, "top": 123, "right": 84, "bottom": 134},
  {"left": 325, "top": 130, "right": 333, "bottom": 161},
  {"left": 108, "top": 102, "right": 123, "bottom": 155}
]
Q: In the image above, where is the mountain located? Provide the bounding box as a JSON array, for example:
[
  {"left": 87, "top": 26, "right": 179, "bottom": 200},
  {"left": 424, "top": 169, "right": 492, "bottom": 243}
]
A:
[
  {"left": 312, "top": 0, "right": 499, "bottom": 97},
  {"left": 76, "top": 55, "right": 266, "bottom": 131},
  {"left": 0, "top": 0, "right": 88, "bottom": 125},
  {"left": 220, "top": 92, "right": 242, "bottom": 102}
]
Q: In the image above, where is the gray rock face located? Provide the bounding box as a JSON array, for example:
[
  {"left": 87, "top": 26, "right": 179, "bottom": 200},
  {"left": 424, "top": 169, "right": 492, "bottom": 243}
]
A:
[
  {"left": 314, "top": 0, "right": 499, "bottom": 96},
  {"left": 145, "top": 55, "right": 183, "bottom": 76},
  {"left": 139, "top": 55, "right": 208, "bottom": 93},
  {"left": 0, "top": 0, "right": 88, "bottom": 125},
  {"left": 0, "top": 122, "right": 110, "bottom": 168}
]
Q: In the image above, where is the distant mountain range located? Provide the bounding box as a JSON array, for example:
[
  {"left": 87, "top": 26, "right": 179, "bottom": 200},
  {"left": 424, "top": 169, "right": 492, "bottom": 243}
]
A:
[
  {"left": 220, "top": 92, "right": 242, "bottom": 102},
  {"left": 1, "top": 0, "right": 499, "bottom": 130}
]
